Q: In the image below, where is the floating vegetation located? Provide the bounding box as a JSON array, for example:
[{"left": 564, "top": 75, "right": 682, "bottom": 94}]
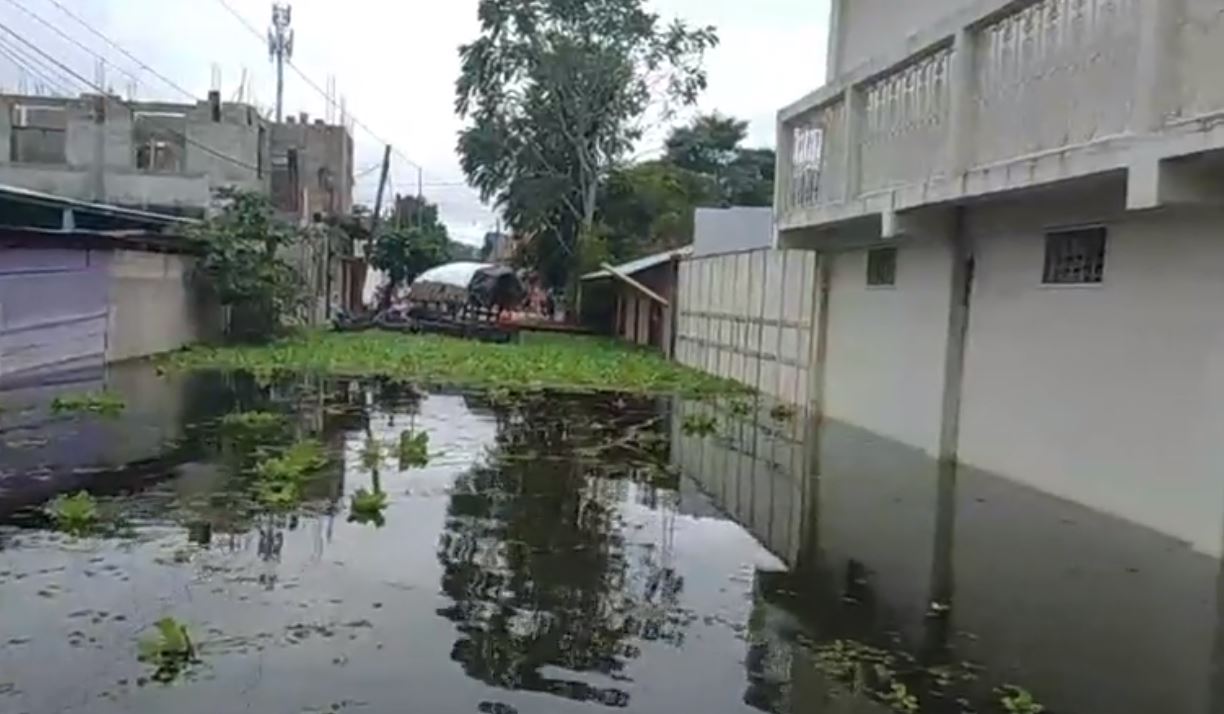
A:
[
  {"left": 45, "top": 491, "right": 100, "bottom": 536},
  {"left": 398, "top": 430, "right": 430, "bottom": 468},
  {"left": 769, "top": 403, "right": 796, "bottom": 423},
  {"left": 137, "top": 617, "right": 197, "bottom": 684},
  {"left": 348, "top": 488, "right": 388, "bottom": 527},
  {"left": 999, "top": 685, "right": 1045, "bottom": 714},
  {"left": 727, "top": 399, "right": 753, "bottom": 417},
  {"left": 251, "top": 439, "right": 330, "bottom": 509},
  {"left": 255, "top": 439, "right": 329, "bottom": 483},
  {"left": 220, "top": 411, "right": 285, "bottom": 433},
  {"left": 881, "top": 682, "right": 919, "bottom": 713},
  {"left": 165, "top": 331, "right": 747, "bottom": 396},
  {"left": 50, "top": 392, "right": 126, "bottom": 417},
  {"left": 681, "top": 413, "right": 718, "bottom": 437}
]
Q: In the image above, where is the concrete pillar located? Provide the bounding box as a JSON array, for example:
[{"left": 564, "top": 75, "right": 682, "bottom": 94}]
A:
[
  {"left": 826, "top": 0, "right": 847, "bottom": 81},
  {"left": 1133, "top": 0, "right": 1180, "bottom": 131},
  {"left": 774, "top": 113, "right": 794, "bottom": 225},
  {"left": 841, "top": 86, "right": 863, "bottom": 202},
  {"left": 946, "top": 28, "right": 978, "bottom": 176}
]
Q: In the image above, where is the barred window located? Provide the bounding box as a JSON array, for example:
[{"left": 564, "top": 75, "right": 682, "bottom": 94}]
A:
[
  {"left": 866, "top": 247, "right": 897, "bottom": 287},
  {"left": 1043, "top": 227, "right": 1106, "bottom": 285}
]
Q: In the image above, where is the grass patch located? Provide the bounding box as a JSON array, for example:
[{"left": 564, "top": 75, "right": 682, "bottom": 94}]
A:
[
  {"left": 51, "top": 392, "right": 126, "bottom": 417},
  {"left": 165, "top": 331, "right": 744, "bottom": 396}
]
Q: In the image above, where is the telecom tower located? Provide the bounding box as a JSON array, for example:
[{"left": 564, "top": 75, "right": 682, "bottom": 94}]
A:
[{"left": 268, "top": 3, "right": 293, "bottom": 123}]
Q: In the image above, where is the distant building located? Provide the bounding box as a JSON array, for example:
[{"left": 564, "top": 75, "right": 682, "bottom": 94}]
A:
[
  {"left": 482, "top": 231, "right": 516, "bottom": 262},
  {"left": 0, "top": 91, "right": 267, "bottom": 218},
  {"left": 580, "top": 246, "right": 691, "bottom": 357},
  {"left": 269, "top": 112, "right": 353, "bottom": 220},
  {"left": 0, "top": 92, "right": 354, "bottom": 223}
]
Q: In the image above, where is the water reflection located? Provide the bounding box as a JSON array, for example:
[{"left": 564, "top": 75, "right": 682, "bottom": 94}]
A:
[
  {"left": 671, "top": 396, "right": 1224, "bottom": 714},
  {"left": 5, "top": 363, "right": 1224, "bottom": 713}
]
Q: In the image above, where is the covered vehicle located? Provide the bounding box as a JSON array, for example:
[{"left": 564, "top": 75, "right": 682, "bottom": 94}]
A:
[{"left": 408, "top": 262, "right": 525, "bottom": 313}]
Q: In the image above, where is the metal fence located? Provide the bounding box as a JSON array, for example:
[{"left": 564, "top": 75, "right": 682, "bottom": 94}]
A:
[{"left": 675, "top": 249, "right": 820, "bottom": 407}]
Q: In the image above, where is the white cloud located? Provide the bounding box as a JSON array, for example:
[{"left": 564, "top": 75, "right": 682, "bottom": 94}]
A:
[{"left": 0, "top": 0, "right": 828, "bottom": 245}]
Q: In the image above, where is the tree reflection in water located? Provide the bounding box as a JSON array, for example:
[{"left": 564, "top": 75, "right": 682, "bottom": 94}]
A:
[{"left": 436, "top": 393, "right": 688, "bottom": 708}]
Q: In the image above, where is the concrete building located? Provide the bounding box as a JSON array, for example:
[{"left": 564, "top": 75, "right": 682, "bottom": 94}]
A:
[
  {"left": 269, "top": 112, "right": 354, "bottom": 219},
  {"left": 0, "top": 93, "right": 355, "bottom": 223},
  {"left": 0, "top": 91, "right": 268, "bottom": 217},
  {"left": 761, "top": 0, "right": 1224, "bottom": 554}
]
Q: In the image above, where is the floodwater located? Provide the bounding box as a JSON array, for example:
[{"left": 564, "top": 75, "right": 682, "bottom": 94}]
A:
[{"left": 1, "top": 362, "right": 1222, "bottom": 714}]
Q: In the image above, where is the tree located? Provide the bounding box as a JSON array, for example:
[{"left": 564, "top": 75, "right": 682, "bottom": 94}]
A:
[
  {"left": 370, "top": 225, "right": 451, "bottom": 309},
  {"left": 191, "top": 190, "right": 305, "bottom": 339},
  {"left": 663, "top": 113, "right": 775, "bottom": 207},
  {"left": 598, "top": 160, "right": 718, "bottom": 261},
  {"left": 456, "top": 0, "right": 718, "bottom": 289}
]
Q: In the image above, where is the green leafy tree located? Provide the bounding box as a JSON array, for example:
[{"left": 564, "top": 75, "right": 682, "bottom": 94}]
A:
[
  {"left": 598, "top": 160, "right": 718, "bottom": 260},
  {"left": 664, "top": 113, "right": 775, "bottom": 207},
  {"left": 191, "top": 190, "right": 305, "bottom": 338},
  {"left": 370, "top": 225, "right": 451, "bottom": 309},
  {"left": 456, "top": 0, "right": 718, "bottom": 289}
]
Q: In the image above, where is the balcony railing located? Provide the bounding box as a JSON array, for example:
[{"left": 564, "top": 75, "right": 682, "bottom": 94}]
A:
[{"left": 778, "top": 0, "right": 1224, "bottom": 231}]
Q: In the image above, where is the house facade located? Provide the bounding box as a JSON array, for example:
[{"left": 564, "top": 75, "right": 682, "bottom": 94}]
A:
[{"left": 774, "top": 0, "right": 1224, "bottom": 554}]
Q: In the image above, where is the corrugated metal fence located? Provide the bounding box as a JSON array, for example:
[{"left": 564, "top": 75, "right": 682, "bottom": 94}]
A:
[{"left": 675, "top": 249, "right": 819, "bottom": 406}]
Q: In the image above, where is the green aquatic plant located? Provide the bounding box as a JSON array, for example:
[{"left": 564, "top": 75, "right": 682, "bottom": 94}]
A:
[
  {"left": 51, "top": 391, "right": 126, "bottom": 417},
  {"left": 769, "top": 403, "right": 796, "bottom": 423},
  {"left": 46, "top": 491, "right": 100, "bottom": 535},
  {"left": 349, "top": 488, "right": 388, "bottom": 527},
  {"left": 255, "top": 439, "right": 329, "bottom": 482},
  {"left": 999, "top": 686, "right": 1044, "bottom": 714},
  {"left": 398, "top": 430, "right": 430, "bottom": 468},
  {"left": 253, "top": 479, "right": 301, "bottom": 509},
  {"left": 164, "top": 331, "right": 748, "bottom": 396},
  {"left": 137, "top": 617, "right": 196, "bottom": 684},
  {"left": 727, "top": 399, "right": 753, "bottom": 417},
  {"left": 220, "top": 411, "right": 285, "bottom": 432},
  {"left": 681, "top": 413, "right": 718, "bottom": 437},
  {"left": 881, "top": 682, "right": 919, "bottom": 713}
]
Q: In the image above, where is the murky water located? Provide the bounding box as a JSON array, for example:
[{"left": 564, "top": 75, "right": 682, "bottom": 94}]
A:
[{"left": 1, "top": 362, "right": 1222, "bottom": 713}]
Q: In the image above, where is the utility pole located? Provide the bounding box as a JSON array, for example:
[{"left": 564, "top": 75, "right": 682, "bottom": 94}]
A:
[
  {"left": 416, "top": 167, "right": 424, "bottom": 228},
  {"left": 268, "top": 3, "right": 294, "bottom": 123},
  {"left": 368, "top": 144, "right": 393, "bottom": 251}
]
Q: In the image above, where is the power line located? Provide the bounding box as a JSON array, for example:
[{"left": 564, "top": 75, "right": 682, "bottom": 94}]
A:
[
  {"left": 0, "top": 20, "right": 260, "bottom": 173},
  {"left": 36, "top": 0, "right": 199, "bottom": 102},
  {"left": 0, "top": 0, "right": 143, "bottom": 88},
  {"left": 0, "top": 38, "right": 75, "bottom": 95},
  {"left": 0, "top": 33, "right": 81, "bottom": 95},
  {"left": 210, "top": 0, "right": 426, "bottom": 173}
]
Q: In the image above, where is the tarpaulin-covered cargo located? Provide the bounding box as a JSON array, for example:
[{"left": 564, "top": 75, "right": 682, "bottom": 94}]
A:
[{"left": 408, "top": 262, "right": 525, "bottom": 311}]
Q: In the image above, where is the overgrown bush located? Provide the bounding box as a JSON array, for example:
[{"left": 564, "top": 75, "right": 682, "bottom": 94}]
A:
[{"left": 191, "top": 190, "right": 307, "bottom": 341}]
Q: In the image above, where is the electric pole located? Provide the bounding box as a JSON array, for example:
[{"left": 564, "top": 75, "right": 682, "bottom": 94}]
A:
[
  {"left": 268, "top": 3, "right": 294, "bottom": 123},
  {"left": 368, "top": 144, "right": 393, "bottom": 251}
]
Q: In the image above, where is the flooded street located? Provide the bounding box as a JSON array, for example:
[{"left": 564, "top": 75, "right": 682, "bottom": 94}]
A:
[{"left": 2, "top": 363, "right": 1223, "bottom": 713}]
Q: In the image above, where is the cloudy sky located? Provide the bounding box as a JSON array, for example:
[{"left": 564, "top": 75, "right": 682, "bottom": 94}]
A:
[{"left": 0, "top": 0, "right": 828, "bottom": 244}]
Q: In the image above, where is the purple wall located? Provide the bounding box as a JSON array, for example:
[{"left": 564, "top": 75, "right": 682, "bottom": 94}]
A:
[{"left": 0, "top": 248, "right": 110, "bottom": 385}]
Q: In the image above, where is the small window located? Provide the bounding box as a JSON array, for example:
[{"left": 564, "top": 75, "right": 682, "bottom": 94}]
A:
[
  {"left": 866, "top": 247, "right": 897, "bottom": 287},
  {"left": 1043, "top": 227, "right": 1106, "bottom": 285}
]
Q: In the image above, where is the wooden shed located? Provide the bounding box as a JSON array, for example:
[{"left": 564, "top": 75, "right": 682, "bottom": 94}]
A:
[{"left": 579, "top": 246, "right": 691, "bottom": 357}]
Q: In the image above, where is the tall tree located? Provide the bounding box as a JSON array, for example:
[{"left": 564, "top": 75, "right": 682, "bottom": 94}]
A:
[
  {"left": 456, "top": 0, "right": 718, "bottom": 288},
  {"left": 663, "top": 113, "right": 775, "bottom": 207}
]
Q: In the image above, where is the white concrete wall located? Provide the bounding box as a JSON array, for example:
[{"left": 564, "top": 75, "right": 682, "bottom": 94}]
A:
[
  {"left": 959, "top": 199, "right": 1224, "bottom": 555},
  {"left": 823, "top": 238, "right": 954, "bottom": 455},
  {"left": 106, "top": 250, "right": 220, "bottom": 362},
  {"left": 832, "top": 0, "right": 975, "bottom": 76},
  {"left": 676, "top": 250, "right": 819, "bottom": 407}
]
